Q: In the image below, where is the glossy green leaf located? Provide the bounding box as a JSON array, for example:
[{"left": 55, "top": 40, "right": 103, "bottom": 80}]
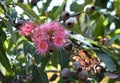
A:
[
  {"left": 70, "top": 2, "right": 84, "bottom": 12},
  {"left": 23, "top": 42, "right": 35, "bottom": 56},
  {"left": 94, "top": 16, "right": 108, "bottom": 38},
  {"left": 50, "top": 51, "right": 58, "bottom": 68},
  {"left": 94, "top": 49, "right": 116, "bottom": 72},
  {"left": 69, "top": 34, "right": 92, "bottom": 47},
  {"left": 15, "top": 3, "right": 39, "bottom": 18},
  {"left": 53, "top": 0, "right": 67, "bottom": 19},
  {"left": 41, "top": 0, "right": 51, "bottom": 15},
  {"left": 0, "top": 37, "right": 13, "bottom": 73},
  {"left": 57, "top": 48, "right": 69, "bottom": 69},
  {"left": 48, "top": 6, "right": 59, "bottom": 19},
  {"left": 105, "top": 35, "right": 120, "bottom": 45},
  {"left": 32, "top": 64, "right": 49, "bottom": 83},
  {"left": 40, "top": 53, "right": 51, "bottom": 72},
  {"left": 3, "top": 19, "right": 16, "bottom": 43}
]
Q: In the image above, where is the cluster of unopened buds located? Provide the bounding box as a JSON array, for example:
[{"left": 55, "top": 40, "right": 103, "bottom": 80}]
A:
[{"left": 19, "top": 21, "right": 68, "bottom": 55}]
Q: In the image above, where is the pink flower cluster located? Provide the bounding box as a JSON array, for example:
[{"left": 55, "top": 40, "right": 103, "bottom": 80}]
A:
[
  {"left": 19, "top": 21, "right": 35, "bottom": 36},
  {"left": 33, "top": 22, "right": 67, "bottom": 55},
  {"left": 19, "top": 21, "right": 67, "bottom": 55}
]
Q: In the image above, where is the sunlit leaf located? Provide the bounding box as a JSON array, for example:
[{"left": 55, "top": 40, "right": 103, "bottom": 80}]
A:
[
  {"left": 69, "top": 34, "right": 92, "bottom": 47},
  {"left": 3, "top": 19, "right": 16, "bottom": 43},
  {"left": 15, "top": 3, "right": 39, "bottom": 18},
  {"left": 0, "top": 37, "right": 13, "bottom": 73},
  {"left": 94, "top": 16, "right": 108, "bottom": 38}
]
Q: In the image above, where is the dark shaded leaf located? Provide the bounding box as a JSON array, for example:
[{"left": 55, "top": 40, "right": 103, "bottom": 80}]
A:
[
  {"left": 32, "top": 64, "right": 49, "bottom": 83},
  {"left": 41, "top": 0, "right": 51, "bottom": 15},
  {"left": 40, "top": 53, "right": 51, "bottom": 72},
  {"left": 23, "top": 42, "right": 35, "bottom": 56},
  {"left": 70, "top": 2, "right": 84, "bottom": 12},
  {"left": 57, "top": 48, "right": 69, "bottom": 70},
  {"left": 50, "top": 51, "right": 58, "bottom": 68},
  {"left": 94, "top": 0, "right": 109, "bottom": 8},
  {"left": 94, "top": 49, "right": 116, "bottom": 72},
  {"left": 105, "top": 35, "right": 120, "bottom": 45}
]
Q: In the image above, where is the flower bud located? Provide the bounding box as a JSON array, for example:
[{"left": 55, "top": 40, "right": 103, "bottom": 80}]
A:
[
  {"left": 17, "top": 0, "right": 23, "bottom": 3},
  {"left": 61, "top": 11, "right": 70, "bottom": 21},
  {"left": 84, "top": 5, "right": 95, "bottom": 14},
  {"left": 79, "top": 70, "right": 89, "bottom": 80},
  {"left": 72, "top": 61, "right": 82, "bottom": 72},
  {"left": 31, "top": 0, "right": 37, "bottom": 6},
  {"left": 15, "top": 20, "right": 24, "bottom": 29},
  {"left": 61, "top": 68, "right": 70, "bottom": 79},
  {"left": 65, "top": 18, "right": 74, "bottom": 28}
]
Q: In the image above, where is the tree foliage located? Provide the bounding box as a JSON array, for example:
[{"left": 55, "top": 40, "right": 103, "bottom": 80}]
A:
[{"left": 0, "top": 0, "right": 120, "bottom": 83}]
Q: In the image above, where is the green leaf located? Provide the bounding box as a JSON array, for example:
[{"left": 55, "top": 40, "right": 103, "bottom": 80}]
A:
[
  {"left": 50, "top": 51, "right": 58, "bottom": 68},
  {"left": 41, "top": 0, "right": 51, "bottom": 15},
  {"left": 53, "top": 0, "right": 67, "bottom": 19},
  {"left": 5, "top": 0, "right": 12, "bottom": 5},
  {"left": 23, "top": 42, "right": 35, "bottom": 56},
  {"left": 57, "top": 48, "right": 69, "bottom": 69},
  {"left": 69, "top": 34, "right": 92, "bottom": 47},
  {"left": 0, "top": 37, "right": 13, "bottom": 73},
  {"left": 40, "top": 53, "right": 51, "bottom": 72},
  {"left": 32, "top": 64, "right": 49, "bottom": 83},
  {"left": 105, "top": 35, "right": 120, "bottom": 45},
  {"left": 94, "top": 49, "right": 116, "bottom": 72},
  {"left": 94, "top": 16, "right": 108, "bottom": 38},
  {"left": 3, "top": 19, "right": 16, "bottom": 43},
  {"left": 48, "top": 6, "right": 59, "bottom": 19},
  {"left": 15, "top": 3, "right": 39, "bottom": 18},
  {"left": 114, "top": 0, "right": 120, "bottom": 17},
  {"left": 70, "top": 2, "right": 84, "bottom": 12}
]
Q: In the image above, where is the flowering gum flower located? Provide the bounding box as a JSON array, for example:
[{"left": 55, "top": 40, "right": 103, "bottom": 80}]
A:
[
  {"left": 33, "top": 21, "right": 67, "bottom": 55},
  {"left": 19, "top": 21, "right": 34, "bottom": 36},
  {"left": 36, "top": 41, "right": 48, "bottom": 55},
  {"left": 54, "top": 35, "right": 66, "bottom": 47}
]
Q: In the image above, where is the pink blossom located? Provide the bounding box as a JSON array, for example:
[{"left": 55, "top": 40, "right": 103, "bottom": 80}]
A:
[
  {"left": 19, "top": 21, "right": 34, "bottom": 36},
  {"left": 36, "top": 41, "right": 48, "bottom": 55},
  {"left": 53, "top": 35, "right": 66, "bottom": 47}
]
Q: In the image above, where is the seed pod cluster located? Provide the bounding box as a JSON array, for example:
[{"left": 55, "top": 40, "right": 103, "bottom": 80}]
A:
[
  {"left": 61, "top": 61, "right": 89, "bottom": 82},
  {"left": 61, "top": 11, "right": 74, "bottom": 28}
]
